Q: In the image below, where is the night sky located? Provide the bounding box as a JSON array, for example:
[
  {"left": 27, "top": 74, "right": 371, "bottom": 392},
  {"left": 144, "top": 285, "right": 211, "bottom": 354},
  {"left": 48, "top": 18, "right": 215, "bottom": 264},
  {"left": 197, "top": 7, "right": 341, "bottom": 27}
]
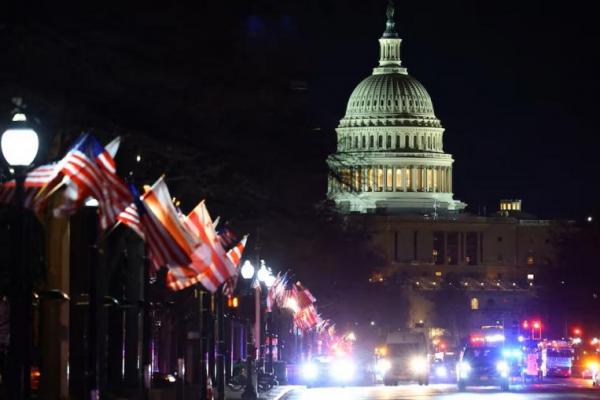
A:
[{"left": 2, "top": 0, "right": 600, "bottom": 220}]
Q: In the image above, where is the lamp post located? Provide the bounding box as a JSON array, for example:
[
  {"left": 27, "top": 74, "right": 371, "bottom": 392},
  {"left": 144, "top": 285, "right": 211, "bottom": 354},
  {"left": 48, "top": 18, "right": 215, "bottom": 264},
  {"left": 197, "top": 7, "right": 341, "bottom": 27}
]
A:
[
  {"left": 1, "top": 112, "right": 40, "bottom": 399},
  {"left": 239, "top": 260, "right": 275, "bottom": 399},
  {"left": 240, "top": 260, "right": 258, "bottom": 400}
]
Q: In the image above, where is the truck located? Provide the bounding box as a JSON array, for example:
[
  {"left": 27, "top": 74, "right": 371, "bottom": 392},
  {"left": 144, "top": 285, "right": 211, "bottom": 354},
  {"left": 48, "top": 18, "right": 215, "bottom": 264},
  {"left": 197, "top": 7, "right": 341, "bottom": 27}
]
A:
[
  {"left": 540, "top": 341, "right": 574, "bottom": 378},
  {"left": 376, "top": 331, "right": 429, "bottom": 386}
]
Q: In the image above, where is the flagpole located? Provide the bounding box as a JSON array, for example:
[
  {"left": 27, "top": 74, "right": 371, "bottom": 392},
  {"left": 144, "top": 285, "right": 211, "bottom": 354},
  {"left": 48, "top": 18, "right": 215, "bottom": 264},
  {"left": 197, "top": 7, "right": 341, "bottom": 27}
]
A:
[
  {"left": 198, "top": 288, "right": 208, "bottom": 400},
  {"left": 141, "top": 247, "right": 152, "bottom": 400},
  {"left": 88, "top": 207, "right": 102, "bottom": 400},
  {"left": 216, "top": 287, "right": 226, "bottom": 400}
]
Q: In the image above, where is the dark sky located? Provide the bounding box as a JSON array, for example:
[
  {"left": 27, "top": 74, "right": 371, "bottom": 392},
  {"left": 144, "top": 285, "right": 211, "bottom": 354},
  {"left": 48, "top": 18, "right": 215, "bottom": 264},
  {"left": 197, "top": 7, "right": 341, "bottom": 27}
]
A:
[{"left": 2, "top": 0, "right": 600, "bottom": 222}]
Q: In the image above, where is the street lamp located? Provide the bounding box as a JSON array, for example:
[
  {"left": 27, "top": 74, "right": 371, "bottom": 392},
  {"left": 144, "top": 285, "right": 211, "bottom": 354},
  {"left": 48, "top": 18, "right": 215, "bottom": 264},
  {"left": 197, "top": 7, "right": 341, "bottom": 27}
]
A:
[
  {"left": 1, "top": 111, "right": 40, "bottom": 399},
  {"left": 240, "top": 260, "right": 258, "bottom": 400}
]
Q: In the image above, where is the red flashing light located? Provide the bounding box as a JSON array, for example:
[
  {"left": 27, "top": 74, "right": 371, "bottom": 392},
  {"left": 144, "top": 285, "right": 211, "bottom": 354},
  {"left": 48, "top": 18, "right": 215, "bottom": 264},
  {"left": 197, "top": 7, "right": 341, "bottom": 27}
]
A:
[
  {"left": 573, "top": 328, "right": 582, "bottom": 336},
  {"left": 533, "top": 321, "right": 541, "bottom": 330},
  {"left": 470, "top": 336, "right": 485, "bottom": 346},
  {"left": 522, "top": 321, "right": 529, "bottom": 329}
]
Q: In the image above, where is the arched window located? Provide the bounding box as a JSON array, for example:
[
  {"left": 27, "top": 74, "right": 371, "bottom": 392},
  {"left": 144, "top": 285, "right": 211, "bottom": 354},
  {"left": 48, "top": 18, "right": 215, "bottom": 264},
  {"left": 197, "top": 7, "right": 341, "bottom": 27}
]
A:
[
  {"left": 396, "top": 135, "right": 400, "bottom": 149},
  {"left": 470, "top": 298, "right": 479, "bottom": 310},
  {"left": 369, "top": 136, "right": 374, "bottom": 148},
  {"left": 378, "top": 136, "right": 383, "bottom": 148},
  {"left": 421, "top": 136, "right": 425, "bottom": 149},
  {"left": 354, "top": 136, "right": 358, "bottom": 148},
  {"left": 362, "top": 136, "right": 366, "bottom": 148},
  {"left": 405, "top": 136, "right": 409, "bottom": 148},
  {"left": 427, "top": 136, "right": 432, "bottom": 149},
  {"left": 386, "top": 135, "right": 391, "bottom": 148}
]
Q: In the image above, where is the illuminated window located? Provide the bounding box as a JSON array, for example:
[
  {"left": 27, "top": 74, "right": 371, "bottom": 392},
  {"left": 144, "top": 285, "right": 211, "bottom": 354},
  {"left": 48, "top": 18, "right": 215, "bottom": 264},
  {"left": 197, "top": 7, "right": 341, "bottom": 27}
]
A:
[
  {"left": 405, "top": 168, "right": 411, "bottom": 190},
  {"left": 527, "top": 255, "right": 535, "bottom": 265},
  {"left": 367, "top": 167, "right": 373, "bottom": 191},
  {"left": 340, "top": 168, "right": 351, "bottom": 191},
  {"left": 353, "top": 168, "right": 361, "bottom": 191},
  {"left": 470, "top": 298, "right": 479, "bottom": 310},
  {"left": 377, "top": 167, "right": 384, "bottom": 191},
  {"left": 396, "top": 168, "right": 403, "bottom": 190},
  {"left": 527, "top": 274, "right": 534, "bottom": 281},
  {"left": 426, "top": 169, "right": 433, "bottom": 191},
  {"left": 386, "top": 168, "right": 393, "bottom": 190}
]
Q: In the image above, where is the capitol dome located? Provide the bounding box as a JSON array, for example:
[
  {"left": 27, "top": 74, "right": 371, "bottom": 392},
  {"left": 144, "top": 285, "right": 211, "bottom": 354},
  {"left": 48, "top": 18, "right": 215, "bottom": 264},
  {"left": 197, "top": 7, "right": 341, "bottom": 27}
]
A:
[
  {"left": 341, "top": 73, "right": 440, "bottom": 127},
  {"left": 326, "top": 3, "right": 465, "bottom": 214}
]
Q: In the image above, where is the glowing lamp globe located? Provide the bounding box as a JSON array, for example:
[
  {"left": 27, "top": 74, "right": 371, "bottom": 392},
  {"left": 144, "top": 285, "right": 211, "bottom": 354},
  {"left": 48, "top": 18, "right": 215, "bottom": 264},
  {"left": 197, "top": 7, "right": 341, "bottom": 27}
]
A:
[
  {"left": 240, "top": 260, "right": 255, "bottom": 280},
  {"left": 1, "top": 113, "right": 39, "bottom": 167},
  {"left": 257, "top": 261, "right": 269, "bottom": 283}
]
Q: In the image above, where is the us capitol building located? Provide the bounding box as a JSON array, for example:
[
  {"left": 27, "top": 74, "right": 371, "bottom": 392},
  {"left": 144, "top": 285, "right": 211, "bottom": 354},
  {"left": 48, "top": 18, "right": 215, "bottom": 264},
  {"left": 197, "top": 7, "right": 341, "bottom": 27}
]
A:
[
  {"left": 327, "top": 4, "right": 465, "bottom": 214},
  {"left": 326, "top": 5, "right": 571, "bottom": 339}
]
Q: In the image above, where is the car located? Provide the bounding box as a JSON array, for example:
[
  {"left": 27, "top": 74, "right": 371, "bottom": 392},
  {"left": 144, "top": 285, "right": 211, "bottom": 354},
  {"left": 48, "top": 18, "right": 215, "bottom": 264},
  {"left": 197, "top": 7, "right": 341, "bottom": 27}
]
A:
[
  {"left": 300, "top": 355, "right": 371, "bottom": 387},
  {"left": 456, "top": 346, "right": 511, "bottom": 391},
  {"left": 430, "top": 357, "right": 456, "bottom": 383}
]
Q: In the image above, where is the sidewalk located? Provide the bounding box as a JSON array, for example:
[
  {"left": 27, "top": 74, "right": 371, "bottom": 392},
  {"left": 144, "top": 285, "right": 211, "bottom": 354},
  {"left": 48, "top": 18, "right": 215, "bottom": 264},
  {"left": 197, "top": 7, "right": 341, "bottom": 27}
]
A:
[{"left": 225, "top": 385, "right": 304, "bottom": 400}]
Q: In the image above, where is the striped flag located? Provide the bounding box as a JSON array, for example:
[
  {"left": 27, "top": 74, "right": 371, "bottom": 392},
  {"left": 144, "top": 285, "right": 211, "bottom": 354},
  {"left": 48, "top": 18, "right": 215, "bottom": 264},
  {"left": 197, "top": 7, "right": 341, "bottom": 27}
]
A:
[
  {"left": 140, "top": 178, "right": 198, "bottom": 270},
  {"left": 0, "top": 163, "right": 57, "bottom": 213},
  {"left": 165, "top": 201, "right": 240, "bottom": 293},
  {"left": 48, "top": 134, "right": 131, "bottom": 230},
  {"left": 222, "top": 236, "right": 248, "bottom": 296},
  {"left": 266, "top": 272, "right": 288, "bottom": 312}
]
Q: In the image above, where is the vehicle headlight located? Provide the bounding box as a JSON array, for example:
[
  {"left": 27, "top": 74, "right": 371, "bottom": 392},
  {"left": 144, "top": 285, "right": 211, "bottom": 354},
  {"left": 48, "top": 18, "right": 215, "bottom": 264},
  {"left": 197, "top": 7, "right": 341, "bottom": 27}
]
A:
[
  {"left": 435, "top": 365, "right": 447, "bottom": 378},
  {"left": 458, "top": 362, "right": 471, "bottom": 379},
  {"left": 588, "top": 362, "right": 599, "bottom": 373},
  {"left": 376, "top": 359, "right": 391, "bottom": 374},
  {"left": 301, "top": 362, "right": 319, "bottom": 380},
  {"left": 496, "top": 360, "right": 509, "bottom": 377},
  {"left": 330, "top": 358, "right": 356, "bottom": 381},
  {"left": 410, "top": 356, "right": 428, "bottom": 374}
]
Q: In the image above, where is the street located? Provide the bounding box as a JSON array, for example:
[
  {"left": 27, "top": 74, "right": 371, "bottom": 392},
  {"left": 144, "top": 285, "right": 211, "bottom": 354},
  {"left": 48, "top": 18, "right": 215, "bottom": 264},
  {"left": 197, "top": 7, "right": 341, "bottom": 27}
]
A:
[{"left": 285, "top": 379, "right": 599, "bottom": 400}]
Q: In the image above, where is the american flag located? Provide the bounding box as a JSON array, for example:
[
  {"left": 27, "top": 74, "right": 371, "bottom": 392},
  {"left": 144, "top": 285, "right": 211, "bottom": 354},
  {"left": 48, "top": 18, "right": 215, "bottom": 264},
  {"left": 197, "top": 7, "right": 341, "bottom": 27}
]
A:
[
  {"left": 266, "top": 272, "right": 288, "bottom": 312},
  {"left": 293, "top": 305, "right": 320, "bottom": 331},
  {"left": 166, "top": 201, "right": 241, "bottom": 293},
  {"left": 0, "top": 163, "right": 57, "bottom": 213},
  {"left": 49, "top": 134, "right": 131, "bottom": 230},
  {"left": 139, "top": 178, "right": 197, "bottom": 270},
  {"left": 222, "top": 235, "right": 248, "bottom": 296}
]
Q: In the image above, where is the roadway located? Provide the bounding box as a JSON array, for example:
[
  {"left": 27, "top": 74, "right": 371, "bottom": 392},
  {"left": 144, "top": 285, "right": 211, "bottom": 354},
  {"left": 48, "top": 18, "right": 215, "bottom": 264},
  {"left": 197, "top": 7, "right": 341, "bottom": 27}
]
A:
[{"left": 284, "top": 378, "right": 599, "bottom": 400}]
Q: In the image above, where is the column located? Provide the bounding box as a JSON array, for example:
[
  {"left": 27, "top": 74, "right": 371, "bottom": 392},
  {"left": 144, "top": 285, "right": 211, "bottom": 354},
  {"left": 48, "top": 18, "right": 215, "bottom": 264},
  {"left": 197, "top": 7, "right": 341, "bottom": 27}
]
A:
[
  {"left": 448, "top": 168, "right": 453, "bottom": 193},
  {"left": 402, "top": 167, "right": 407, "bottom": 192},
  {"left": 411, "top": 166, "right": 417, "bottom": 192},
  {"left": 440, "top": 167, "right": 448, "bottom": 193},
  {"left": 433, "top": 167, "right": 437, "bottom": 193},
  {"left": 392, "top": 166, "right": 397, "bottom": 191},
  {"left": 424, "top": 167, "right": 429, "bottom": 192}
]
